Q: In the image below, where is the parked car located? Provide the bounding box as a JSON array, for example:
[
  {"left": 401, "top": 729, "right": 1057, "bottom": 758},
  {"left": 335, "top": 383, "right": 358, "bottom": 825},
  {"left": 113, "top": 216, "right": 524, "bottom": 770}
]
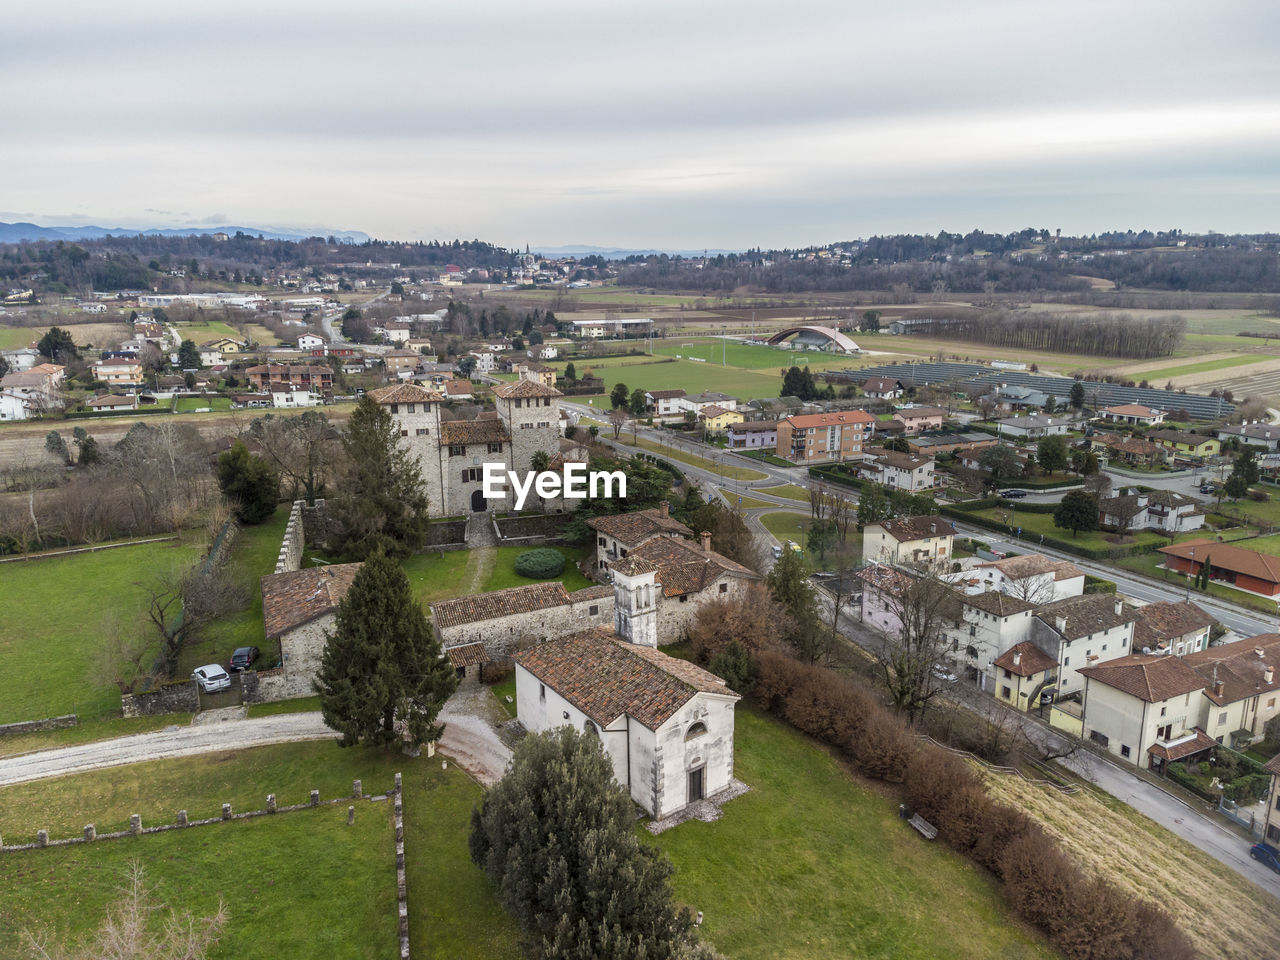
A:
[
  {"left": 931, "top": 666, "right": 959, "bottom": 684},
  {"left": 1251, "top": 842, "right": 1280, "bottom": 874},
  {"left": 772, "top": 544, "right": 783, "bottom": 559},
  {"left": 229, "top": 646, "right": 260, "bottom": 671},
  {"left": 192, "top": 664, "right": 232, "bottom": 693},
  {"left": 999, "top": 489, "right": 1029, "bottom": 500}
]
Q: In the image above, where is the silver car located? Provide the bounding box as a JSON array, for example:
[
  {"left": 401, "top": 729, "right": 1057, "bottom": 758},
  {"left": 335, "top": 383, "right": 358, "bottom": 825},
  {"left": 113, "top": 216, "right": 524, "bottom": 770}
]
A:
[{"left": 192, "top": 664, "right": 232, "bottom": 693}]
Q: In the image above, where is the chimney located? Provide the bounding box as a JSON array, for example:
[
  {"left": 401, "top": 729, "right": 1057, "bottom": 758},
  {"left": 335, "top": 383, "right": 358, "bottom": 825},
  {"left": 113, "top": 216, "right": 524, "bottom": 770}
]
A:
[
  {"left": 1013, "top": 651, "right": 1022, "bottom": 667},
  {"left": 1114, "top": 599, "right": 1123, "bottom": 616},
  {"left": 1055, "top": 615, "right": 1068, "bottom": 634},
  {"left": 1266, "top": 666, "right": 1275, "bottom": 685},
  {"left": 1257, "top": 647, "right": 1266, "bottom": 659},
  {"left": 1213, "top": 678, "right": 1225, "bottom": 698},
  {"left": 700, "top": 531, "right": 712, "bottom": 553},
  {"left": 659, "top": 500, "right": 669, "bottom": 520}
]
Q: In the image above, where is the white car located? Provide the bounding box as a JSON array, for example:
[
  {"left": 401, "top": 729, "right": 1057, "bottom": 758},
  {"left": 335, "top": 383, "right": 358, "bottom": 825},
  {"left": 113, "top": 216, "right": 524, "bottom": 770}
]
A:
[
  {"left": 931, "top": 666, "right": 959, "bottom": 684},
  {"left": 192, "top": 664, "right": 232, "bottom": 693}
]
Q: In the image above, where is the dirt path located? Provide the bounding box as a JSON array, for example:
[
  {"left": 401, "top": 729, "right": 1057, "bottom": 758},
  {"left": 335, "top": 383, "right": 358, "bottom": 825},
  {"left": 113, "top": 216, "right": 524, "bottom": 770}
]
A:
[
  {"left": 0, "top": 712, "right": 336, "bottom": 787},
  {"left": 436, "top": 682, "right": 513, "bottom": 787},
  {"left": 459, "top": 547, "right": 497, "bottom": 596}
]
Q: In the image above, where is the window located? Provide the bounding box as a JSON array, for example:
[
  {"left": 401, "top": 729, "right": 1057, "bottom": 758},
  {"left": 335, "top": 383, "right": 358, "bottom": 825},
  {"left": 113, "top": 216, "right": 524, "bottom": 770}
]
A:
[
  {"left": 449, "top": 445, "right": 465, "bottom": 456},
  {"left": 390, "top": 403, "right": 399, "bottom": 414},
  {"left": 679, "top": 595, "right": 688, "bottom": 603},
  {"left": 969, "top": 625, "right": 976, "bottom": 636},
  {"left": 1121, "top": 745, "right": 1131, "bottom": 758},
  {"left": 1219, "top": 711, "right": 1228, "bottom": 725},
  {"left": 719, "top": 583, "right": 728, "bottom": 594},
  {"left": 1001, "top": 685, "right": 1011, "bottom": 699},
  {"left": 539, "top": 684, "right": 545, "bottom": 701},
  {"left": 1160, "top": 706, "right": 1166, "bottom": 717},
  {"left": 685, "top": 721, "right": 707, "bottom": 741},
  {"left": 487, "top": 442, "right": 503, "bottom": 453},
  {"left": 1064, "top": 657, "right": 1070, "bottom": 666},
  {"left": 400, "top": 430, "right": 409, "bottom": 437},
  {"left": 1269, "top": 698, "right": 1276, "bottom": 709},
  {"left": 415, "top": 428, "right": 428, "bottom": 436},
  {"left": 462, "top": 468, "right": 484, "bottom": 483},
  {"left": 1003, "top": 669, "right": 1012, "bottom": 680},
  {"left": 589, "top": 605, "right": 599, "bottom": 616},
  {"left": 521, "top": 423, "right": 533, "bottom": 430},
  {"left": 598, "top": 537, "right": 606, "bottom": 547},
  {"left": 406, "top": 403, "right": 415, "bottom": 413}
]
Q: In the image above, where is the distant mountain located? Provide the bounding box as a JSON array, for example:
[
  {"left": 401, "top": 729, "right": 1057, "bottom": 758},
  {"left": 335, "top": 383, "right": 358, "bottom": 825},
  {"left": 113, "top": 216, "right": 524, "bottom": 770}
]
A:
[
  {"left": 531, "top": 243, "right": 743, "bottom": 259},
  {"left": 0, "top": 221, "right": 371, "bottom": 244}
]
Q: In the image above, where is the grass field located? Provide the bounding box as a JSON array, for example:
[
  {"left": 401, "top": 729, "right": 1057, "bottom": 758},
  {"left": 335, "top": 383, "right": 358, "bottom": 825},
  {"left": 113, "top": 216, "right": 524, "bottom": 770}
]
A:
[
  {"left": 0, "top": 538, "right": 205, "bottom": 724},
  {"left": 756, "top": 483, "right": 810, "bottom": 501},
  {"left": 0, "top": 741, "right": 520, "bottom": 959},
  {"left": 967, "top": 507, "right": 1173, "bottom": 553},
  {"left": 983, "top": 770, "right": 1275, "bottom": 960},
  {"left": 621, "top": 435, "right": 768, "bottom": 480},
  {"left": 175, "top": 396, "right": 233, "bottom": 412},
  {"left": 173, "top": 319, "right": 245, "bottom": 342},
  {"left": 649, "top": 710, "right": 1055, "bottom": 960},
  {"left": 560, "top": 355, "right": 789, "bottom": 402},
  {"left": 759, "top": 510, "right": 812, "bottom": 544},
  {"left": 400, "top": 544, "right": 591, "bottom": 608},
  {"left": 1133, "top": 354, "right": 1268, "bottom": 382}
]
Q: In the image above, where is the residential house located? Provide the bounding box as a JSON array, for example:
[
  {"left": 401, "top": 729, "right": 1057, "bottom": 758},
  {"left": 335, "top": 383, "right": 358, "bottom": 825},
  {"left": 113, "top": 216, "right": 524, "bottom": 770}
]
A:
[
  {"left": 775, "top": 410, "right": 876, "bottom": 464},
  {"left": 906, "top": 432, "right": 998, "bottom": 457},
  {"left": 515, "top": 624, "right": 739, "bottom": 819},
  {"left": 892, "top": 406, "right": 946, "bottom": 435},
  {"left": 860, "top": 450, "right": 935, "bottom": 492},
  {"left": 245, "top": 363, "right": 334, "bottom": 395},
  {"left": 1078, "top": 654, "right": 1216, "bottom": 771},
  {"left": 85, "top": 393, "right": 139, "bottom": 411},
  {"left": 0, "top": 391, "right": 34, "bottom": 421},
  {"left": 1033, "top": 594, "right": 1138, "bottom": 696},
  {"left": 468, "top": 351, "right": 496, "bottom": 374},
  {"left": 861, "top": 515, "right": 956, "bottom": 569},
  {"left": 374, "top": 320, "right": 413, "bottom": 343},
  {"left": 1158, "top": 539, "right": 1280, "bottom": 597},
  {"left": 1147, "top": 430, "right": 1220, "bottom": 459},
  {"left": 989, "top": 384, "right": 1053, "bottom": 411},
  {"left": 536, "top": 345, "right": 558, "bottom": 360},
  {"left": 586, "top": 501, "right": 693, "bottom": 571},
  {"left": 992, "top": 641, "right": 1059, "bottom": 711},
  {"left": 232, "top": 394, "right": 273, "bottom": 408},
  {"left": 995, "top": 414, "right": 1072, "bottom": 439},
  {"left": 92, "top": 358, "right": 145, "bottom": 387},
  {"left": 726, "top": 420, "right": 778, "bottom": 450},
  {"left": 197, "top": 347, "right": 224, "bottom": 366},
  {"left": 1098, "top": 490, "right": 1205, "bottom": 534},
  {"left": 1183, "top": 635, "right": 1280, "bottom": 748},
  {"left": 297, "top": 333, "right": 327, "bottom": 351},
  {"left": 517, "top": 363, "right": 557, "bottom": 389},
  {"left": 199, "top": 337, "right": 244, "bottom": 356},
  {"left": 856, "top": 563, "right": 921, "bottom": 638},
  {"left": 441, "top": 379, "right": 474, "bottom": 401},
  {"left": 1101, "top": 403, "right": 1167, "bottom": 427},
  {"left": 699, "top": 404, "right": 743, "bottom": 435},
  {"left": 1217, "top": 421, "right": 1280, "bottom": 453},
  {"left": 677, "top": 391, "right": 740, "bottom": 415},
  {"left": 968, "top": 553, "right": 1085, "bottom": 603},
  {"left": 271, "top": 389, "right": 320, "bottom": 408},
  {"left": 1089, "top": 433, "right": 1169, "bottom": 467},
  {"left": 261, "top": 563, "right": 363, "bottom": 698},
  {"left": 646, "top": 389, "right": 687, "bottom": 417},
  {"left": 861, "top": 377, "right": 904, "bottom": 400},
  {"left": 954, "top": 591, "right": 1038, "bottom": 688},
  {"left": 1132, "top": 601, "right": 1214, "bottom": 656}
]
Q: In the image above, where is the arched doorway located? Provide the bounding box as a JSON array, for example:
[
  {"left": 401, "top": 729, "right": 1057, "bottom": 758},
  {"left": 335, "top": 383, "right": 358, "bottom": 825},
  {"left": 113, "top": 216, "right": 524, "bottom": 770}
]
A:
[{"left": 471, "top": 489, "right": 486, "bottom": 512}]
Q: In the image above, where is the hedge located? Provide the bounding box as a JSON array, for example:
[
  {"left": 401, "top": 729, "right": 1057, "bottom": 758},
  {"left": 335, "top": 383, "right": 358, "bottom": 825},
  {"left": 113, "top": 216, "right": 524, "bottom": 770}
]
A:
[
  {"left": 1166, "top": 763, "right": 1220, "bottom": 802},
  {"left": 1083, "top": 575, "right": 1117, "bottom": 595},
  {"left": 513, "top": 548, "right": 566, "bottom": 579}
]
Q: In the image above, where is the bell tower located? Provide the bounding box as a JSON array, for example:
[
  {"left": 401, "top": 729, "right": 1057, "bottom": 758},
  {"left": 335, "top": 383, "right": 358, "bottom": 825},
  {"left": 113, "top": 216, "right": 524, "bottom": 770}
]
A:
[{"left": 610, "top": 556, "right": 659, "bottom": 648}]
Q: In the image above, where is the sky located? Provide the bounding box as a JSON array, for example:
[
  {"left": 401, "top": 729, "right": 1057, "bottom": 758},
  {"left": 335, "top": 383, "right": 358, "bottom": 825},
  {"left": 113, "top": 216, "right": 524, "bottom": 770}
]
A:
[{"left": 3, "top": 0, "right": 1280, "bottom": 249}]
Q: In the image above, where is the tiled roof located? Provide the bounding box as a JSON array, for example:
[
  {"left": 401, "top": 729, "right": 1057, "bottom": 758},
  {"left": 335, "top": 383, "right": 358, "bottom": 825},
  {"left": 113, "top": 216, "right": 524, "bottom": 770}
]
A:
[
  {"left": 992, "top": 641, "right": 1058, "bottom": 677},
  {"left": 977, "top": 553, "right": 1079, "bottom": 581},
  {"left": 261, "top": 564, "right": 363, "bottom": 639},
  {"left": 1077, "top": 653, "right": 1205, "bottom": 702},
  {"left": 783, "top": 410, "right": 876, "bottom": 429},
  {"left": 862, "top": 377, "right": 902, "bottom": 392},
  {"left": 646, "top": 389, "right": 686, "bottom": 400},
  {"left": 431, "top": 582, "right": 573, "bottom": 629},
  {"left": 86, "top": 394, "right": 135, "bottom": 407},
  {"left": 492, "top": 379, "right": 562, "bottom": 399},
  {"left": 1158, "top": 539, "right": 1280, "bottom": 586},
  {"left": 445, "top": 642, "right": 487, "bottom": 667},
  {"left": 895, "top": 406, "right": 946, "bottom": 419},
  {"left": 628, "top": 535, "right": 760, "bottom": 597},
  {"left": 1037, "top": 594, "right": 1137, "bottom": 640},
  {"left": 368, "top": 383, "right": 442, "bottom": 404},
  {"left": 585, "top": 507, "right": 692, "bottom": 546},
  {"left": 728, "top": 420, "right": 777, "bottom": 433},
  {"left": 515, "top": 626, "right": 735, "bottom": 729},
  {"left": 869, "top": 450, "right": 931, "bottom": 471},
  {"left": 964, "top": 591, "right": 1036, "bottom": 617},
  {"left": 699, "top": 404, "right": 734, "bottom": 419},
  {"left": 1183, "top": 634, "right": 1280, "bottom": 705},
  {"left": 1147, "top": 430, "right": 1214, "bottom": 447},
  {"left": 1147, "top": 729, "right": 1217, "bottom": 762},
  {"left": 440, "top": 418, "right": 509, "bottom": 445},
  {"left": 1266, "top": 752, "right": 1280, "bottom": 777},
  {"left": 442, "top": 380, "right": 474, "bottom": 395},
  {"left": 854, "top": 563, "right": 918, "bottom": 597},
  {"left": 245, "top": 363, "right": 332, "bottom": 375},
  {"left": 610, "top": 555, "right": 661, "bottom": 577},
  {"left": 1132, "top": 601, "right": 1215, "bottom": 649},
  {"left": 874, "top": 515, "right": 956, "bottom": 543}
]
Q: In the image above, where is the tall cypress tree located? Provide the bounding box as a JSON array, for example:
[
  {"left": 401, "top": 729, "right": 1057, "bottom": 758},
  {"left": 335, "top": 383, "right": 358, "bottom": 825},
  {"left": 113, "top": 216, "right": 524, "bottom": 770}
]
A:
[
  {"left": 326, "top": 395, "right": 431, "bottom": 560},
  {"left": 316, "top": 552, "right": 457, "bottom": 749}
]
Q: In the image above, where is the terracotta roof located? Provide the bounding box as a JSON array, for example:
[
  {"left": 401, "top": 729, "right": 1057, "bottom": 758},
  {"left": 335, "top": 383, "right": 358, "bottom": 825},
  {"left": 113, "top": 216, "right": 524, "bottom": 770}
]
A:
[
  {"left": 445, "top": 642, "right": 487, "bottom": 667},
  {"left": 368, "top": 383, "right": 442, "bottom": 404},
  {"left": 442, "top": 380, "right": 474, "bottom": 395},
  {"left": 515, "top": 626, "right": 735, "bottom": 730},
  {"left": 855, "top": 562, "right": 918, "bottom": 597},
  {"left": 1183, "top": 634, "right": 1280, "bottom": 705},
  {"left": 874, "top": 515, "right": 956, "bottom": 543},
  {"left": 728, "top": 420, "right": 777, "bottom": 433},
  {"left": 895, "top": 406, "right": 946, "bottom": 419},
  {"left": 1100, "top": 490, "right": 1199, "bottom": 516},
  {"left": 585, "top": 507, "right": 692, "bottom": 546},
  {"left": 610, "top": 555, "right": 661, "bottom": 577},
  {"left": 1037, "top": 594, "right": 1138, "bottom": 640},
  {"left": 978, "top": 553, "right": 1081, "bottom": 581},
  {"left": 1132, "top": 601, "right": 1215, "bottom": 650},
  {"left": 1147, "top": 729, "right": 1217, "bottom": 763},
  {"left": 492, "top": 379, "right": 561, "bottom": 399},
  {"left": 1147, "top": 430, "right": 1214, "bottom": 447},
  {"left": 1266, "top": 753, "right": 1280, "bottom": 777},
  {"left": 1077, "top": 654, "right": 1205, "bottom": 703},
  {"left": 964, "top": 591, "right": 1036, "bottom": 617},
  {"left": 646, "top": 389, "right": 686, "bottom": 400},
  {"left": 431, "top": 582, "right": 573, "bottom": 629},
  {"left": 86, "top": 394, "right": 135, "bottom": 407},
  {"left": 1104, "top": 404, "right": 1166, "bottom": 417},
  {"left": 245, "top": 363, "right": 332, "bottom": 375},
  {"left": 993, "top": 641, "right": 1058, "bottom": 678},
  {"left": 1158, "top": 539, "right": 1280, "bottom": 587},
  {"left": 261, "top": 564, "right": 363, "bottom": 639},
  {"left": 862, "top": 377, "right": 902, "bottom": 392},
  {"left": 868, "top": 450, "right": 931, "bottom": 471},
  {"left": 783, "top": 410, "right": 876, "bottom": 430},
  {"left": 628, "top": 535, "right": 760, "bottom": 597},
  {"left": 699, "top": 404, "right": 735, "bottom": 419},
  {"left": 440, "top": 418, "right": 509, "bottom": 445}
]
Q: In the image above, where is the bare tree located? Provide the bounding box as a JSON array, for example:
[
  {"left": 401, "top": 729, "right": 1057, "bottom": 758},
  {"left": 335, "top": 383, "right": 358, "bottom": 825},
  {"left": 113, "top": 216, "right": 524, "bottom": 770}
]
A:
[
  {"left": 22, "top": 861, "right": 228, "bottom": 960},
  {"left": 1004, "top": 574, "right": 1056, "bottom": 606},
  {"left": 608, "top": 406, "right": 627, "bottom": 440},
  {"left": 145, "top": 551, "right": 247, "bottom": 677},
  {"left": 95, "top": 613, "right": 157, "bottom": 695},
  {"left": 246, "top": 410, "right": 339, "bottom": 502},
  {"left": 880, "top": 574, "right": 959, "bottom": 724}
]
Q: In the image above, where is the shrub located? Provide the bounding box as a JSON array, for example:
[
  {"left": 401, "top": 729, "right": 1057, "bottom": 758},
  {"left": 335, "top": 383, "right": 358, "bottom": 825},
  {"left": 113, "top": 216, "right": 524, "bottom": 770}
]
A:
[
  {"left": 708, "top": 642, "right": 758, "bottom": 695},
  {"left": 513, "top": 548, "right": 566, "bottom": 579}
]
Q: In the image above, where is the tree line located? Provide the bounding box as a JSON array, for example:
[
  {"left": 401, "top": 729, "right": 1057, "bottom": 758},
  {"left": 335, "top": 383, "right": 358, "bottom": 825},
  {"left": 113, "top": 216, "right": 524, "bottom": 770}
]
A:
[{"left": 908, "top": 312, "right": 1184, "bottom": 359}]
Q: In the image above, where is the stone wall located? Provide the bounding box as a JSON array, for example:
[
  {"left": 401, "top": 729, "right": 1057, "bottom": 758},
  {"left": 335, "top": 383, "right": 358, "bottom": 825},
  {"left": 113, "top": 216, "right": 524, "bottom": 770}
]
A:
[
  {"left": 279, "top": 617, "right": 334, "bottom": 699},
  {"left": 656, "top": 576, "right": 755, "bottom": 646},
  {"left": 121, "top": 680, "right": 199, "bottom": 717},
  {"left": 0, "top": 714, "right": 77, "bottom": 737},
  {"left": 275, "top": 500, "right": 306, "bottom": 574},
  {"left": 438, "top": 590, "right": 614, "bottom": 664},
  {"left": 424, "top": 520, "right": 467, "bottom": 548},
  {"left": 495, "top": 512, "right": 573, "bottom": 542},
  {"left": 241, "top": 668, "right": 291, "bottom": 704},
  {"left": 300, "top": 498, "right": 332, "bottom": 546}
]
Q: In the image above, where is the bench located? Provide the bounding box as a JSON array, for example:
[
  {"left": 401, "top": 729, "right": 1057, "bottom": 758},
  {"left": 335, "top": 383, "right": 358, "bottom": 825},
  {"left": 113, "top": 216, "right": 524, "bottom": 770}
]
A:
[{"left": 908, "top": 813, "right": 938, "bottom": 840}]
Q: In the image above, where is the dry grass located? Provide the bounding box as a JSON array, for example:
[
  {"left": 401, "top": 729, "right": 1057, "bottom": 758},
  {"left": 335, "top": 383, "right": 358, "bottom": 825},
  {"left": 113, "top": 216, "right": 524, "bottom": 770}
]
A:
[{"left": 981, "top": 771, "right": 1276, "bottom": 960}]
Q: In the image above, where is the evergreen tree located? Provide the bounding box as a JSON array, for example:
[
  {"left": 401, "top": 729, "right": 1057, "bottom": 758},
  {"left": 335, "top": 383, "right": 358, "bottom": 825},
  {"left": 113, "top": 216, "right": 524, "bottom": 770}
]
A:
[
  {"left": 563, "top": 361, "right": 577, "bottom": 383},
  {"left": 610, "top": 381, "right": 630, "bottom": 409},
  {"left": 1069, "top": 380, "right": 1086, "bottom": 411},
  {"left": 857, "top": 483, "right": 890, "bottom": 528},
  {"left": 326, "top": 395, "right": 431, "bottom": 560},
  {"left": 1036, "top": 434, "right": 1069, "bottom": 474},
  {"left": 216, "top": 441, "right": 280, "bottom": 524},
  {"left": 317, "top": 552, "right": 457, "bottom": 749},
  {"left": 45, "top": 430, "right": 70, "bottom": 464},
  {"left": 628, "top": 387, "right": 648, "bottom": 416},
  {"left": 177, "top": 338, "right": 202, "bottom": 369},
  {"left": 780, "top": 365, "right": 806, "bottom": 399},
  {"left": 766, "top": 548, "right": 825, "bottom": 661},
  {"left": 1053, "top": 491, "right": 1098, "bottom": 537},
  {"left": 469, "top": 727, "right": 702, "bottom": 960},
  {"left": 37, "top": 326, "right": 76, "bottom": 362}
]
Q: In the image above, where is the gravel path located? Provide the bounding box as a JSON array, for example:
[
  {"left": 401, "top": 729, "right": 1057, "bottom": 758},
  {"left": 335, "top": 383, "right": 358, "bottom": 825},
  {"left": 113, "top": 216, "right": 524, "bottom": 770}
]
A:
[
  {"left": 436, "top": 683, "right": 514, "bottom": 787},
  {"left": 0, "top": 713, "right": 337, "bottom": 787}
]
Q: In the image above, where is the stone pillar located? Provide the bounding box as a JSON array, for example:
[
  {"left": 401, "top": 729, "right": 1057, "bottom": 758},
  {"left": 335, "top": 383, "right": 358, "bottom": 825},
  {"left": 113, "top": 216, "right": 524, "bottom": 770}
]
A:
[
  {"left": 347, "top": 805, "right": 355, "bottom": 826},
  {"left": 222, "top": 803, "right": 232, "bottom": 820},
  {"left": 310, "top": 789, "right": 320, "bottom": 806},
  {"left": 352, "top": 779, "right": 362, "bottom": 799},
  {"left": 84, "top": 824, "right": 95, "bottom": 841},
  {"left": 37, "top": 829, "right": 48, "bottom": 847},
  {"left": 129, "top": 815, "right": 141, "bottom": 835},
  {"left": 394, "top": 772, "right": 402, "bottom": 795},
  {"left": 177, "top": 810, "right": 188, "bottom": 827},
  {"left": 266, "top": 794, "right": 277, "bottom": 814}
]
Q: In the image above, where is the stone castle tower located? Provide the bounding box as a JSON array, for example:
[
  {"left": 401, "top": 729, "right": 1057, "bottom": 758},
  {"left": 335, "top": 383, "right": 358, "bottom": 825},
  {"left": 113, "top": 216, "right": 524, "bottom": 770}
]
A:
[
  {"left": 493, "top": 379, "right": 562, "bottom": 475},
  {"left": 366, "top": 383, "right": 445, "bottom": 512},
  {"left": 610, "top": 556, "right": 659, "bottom": 648}
]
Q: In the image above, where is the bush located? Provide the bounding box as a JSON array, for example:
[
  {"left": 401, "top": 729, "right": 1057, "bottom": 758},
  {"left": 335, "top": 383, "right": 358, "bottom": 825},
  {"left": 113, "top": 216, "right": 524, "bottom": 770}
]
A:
[
  {"left": 513, "top": 548, "right": 566, "bottom": 579},
  {"left": 708, "top": 642, "right": 758, "bottom": 695}
]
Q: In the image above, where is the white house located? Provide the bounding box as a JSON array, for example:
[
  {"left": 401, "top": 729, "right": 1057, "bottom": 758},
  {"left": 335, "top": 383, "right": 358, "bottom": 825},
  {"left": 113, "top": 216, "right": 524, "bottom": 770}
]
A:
[
  {"left": 861, "top": 377, "right": 904, "bottom": 400},
  {"left": 967, "top": 553, "right": 1085, "bottom": 603},
  {"left": 861, "top": 515, "right": 956, "bottom": 570},
  {"left": 1132, "top": 600, "right": 1214, "bottom": 657},
  {"left": 1033, "top": 594, "right": 1138, "bottom": 697},
  {"left": 1101, "top": 404, "right": 1166, "bottom": 427},
  {"left": 536, "top": 345, "right": 558, "bottom": 360},
  {"left": 468, "top": 351, "right": 496, "bottom": 374},
  {"left": 1098, "top": 490, "right": 1204, "bottom": 534},
  {"left": 297, "top": 333, "right": 328, "bottom": 351},
  {"left": 995, "top": 414, "right": 1072, "bottom": 439},
  {"left": 676, "top": 391, "right": 739, "bottom": 415},
  {"left": 860, "top": 451, "right": 935, "bottom": 492},
  {"left": 949, "top": 591, "right": 1038, "bottom": 689},
  {"left": 646, "top": 389, "right": 686, "bottom": 417},
  {"left": 271, "top": 389, "right": 320, "bottom": 408},
  {"left": 514, "top": 618, "right": 739, "bottom": 819},
  {"left": 198, "top": 348, "right": 224, "bottom": 366},
  {"left": 0, "top": 391, "right": 33, "bottom": 421}
]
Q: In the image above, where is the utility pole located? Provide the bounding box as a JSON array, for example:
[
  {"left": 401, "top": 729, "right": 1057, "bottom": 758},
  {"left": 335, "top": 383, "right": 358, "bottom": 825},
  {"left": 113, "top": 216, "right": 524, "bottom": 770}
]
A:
[{"left": 722, "top": 325, "right": 727, "bottom": 366}]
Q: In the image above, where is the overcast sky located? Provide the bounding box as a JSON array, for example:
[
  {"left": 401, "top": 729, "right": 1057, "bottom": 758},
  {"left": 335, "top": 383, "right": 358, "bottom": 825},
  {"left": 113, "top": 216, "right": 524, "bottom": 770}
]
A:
[{"left": 3, "top": 0, "right": 1279, "bottom": 248}]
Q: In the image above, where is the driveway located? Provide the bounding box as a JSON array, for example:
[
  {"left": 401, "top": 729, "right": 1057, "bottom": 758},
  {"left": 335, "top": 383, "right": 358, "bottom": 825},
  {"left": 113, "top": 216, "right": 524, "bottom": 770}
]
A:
[
  {"left": 0, "top": 713, "right": 337, "bottom": 788},
  {"left": 436, "top": 682, "right": 514, "bottom": 787}
]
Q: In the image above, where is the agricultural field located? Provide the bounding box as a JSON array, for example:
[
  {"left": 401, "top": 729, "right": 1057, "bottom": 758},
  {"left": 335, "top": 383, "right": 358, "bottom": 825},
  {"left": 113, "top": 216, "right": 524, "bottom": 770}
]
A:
[
  {"left": 0, "top": 320, "right": 131, "bottom": 351},
  {"left": 559, "top": 354, "right": 790, "bottom": 401},
  {"left": 0, "top": 741, "right": 520, "bottom": 960},
  {"left": 983, "top": 771, "right": 1276, "bottom": 960},
  {"left": 650, "top": 710, "right": 1055, "bottom": 960},
  {"left": 172, "top": 319, "right": 245, "bottom": 342}
]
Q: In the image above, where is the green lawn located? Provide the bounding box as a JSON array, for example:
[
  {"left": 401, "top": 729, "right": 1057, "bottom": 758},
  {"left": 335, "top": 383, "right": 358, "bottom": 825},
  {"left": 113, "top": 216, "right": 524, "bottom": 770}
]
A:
[
  {"left": 175, "top": 396, "right": 233, "bottom": 412},
  {"left": 1238, "top": 533, "right": 1280, "bottom": 557},
  {"left": 759, "top": 510, "right": 811, "bottom": 544},
  {"left": 1136, "top": 354, "right": 1268, "bottom": 381},
  {"left": 0, "top": 740, "right": 520, "bottom": 959},
  {"left": 561, "top": 356, "right": 789, "bottom": 402},
  {"left": 622, "top": 435, "right": 768, "bottom": 481},
  {"left": 174, "top": 319, "right": 244, "bottom": 342},
  {"left": 756, "top": 483, "right": 810, "bottom": 501},
  {"left": 651, "top": 337, "right": 870, "bottom": 373},
  {"left": 0, "top": 538, "right": 205, "bottom": 724},
  {"left": 246, "top": 694, "right": 322, "bottom": 717},
  {"left": 967, "top": 507, "right": 1171, "bottom": 553},
  {"left": 401, "top": 544, "right": 591, "bottom": 608},
  {"left": 646, "top": 710, "right": 1055, "bottom": 960}
]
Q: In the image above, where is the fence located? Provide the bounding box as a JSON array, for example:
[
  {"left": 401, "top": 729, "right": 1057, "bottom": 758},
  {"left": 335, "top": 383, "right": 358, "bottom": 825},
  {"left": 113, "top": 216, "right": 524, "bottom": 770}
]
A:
[{"left": 917, "top": 734, "right": 1081, "bottom": 795}]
